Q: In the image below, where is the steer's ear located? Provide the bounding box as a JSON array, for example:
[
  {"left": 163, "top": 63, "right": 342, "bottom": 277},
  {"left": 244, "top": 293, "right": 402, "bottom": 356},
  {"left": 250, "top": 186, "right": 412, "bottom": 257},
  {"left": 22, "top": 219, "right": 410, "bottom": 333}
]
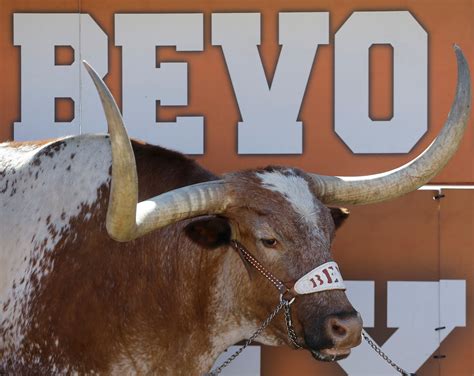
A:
[
  {"left": 184, "top": 216, "right": 231, "bottom": 249},
  {"left": 329, "top": 207, "right": 350, "bottom": 229}
]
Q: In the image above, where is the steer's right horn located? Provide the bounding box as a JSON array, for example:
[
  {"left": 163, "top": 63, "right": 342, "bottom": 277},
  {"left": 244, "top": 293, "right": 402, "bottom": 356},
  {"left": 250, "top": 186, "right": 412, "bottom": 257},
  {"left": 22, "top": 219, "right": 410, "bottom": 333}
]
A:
[{"left": 83, "top": 62, "right": 231, "bottom": 242}]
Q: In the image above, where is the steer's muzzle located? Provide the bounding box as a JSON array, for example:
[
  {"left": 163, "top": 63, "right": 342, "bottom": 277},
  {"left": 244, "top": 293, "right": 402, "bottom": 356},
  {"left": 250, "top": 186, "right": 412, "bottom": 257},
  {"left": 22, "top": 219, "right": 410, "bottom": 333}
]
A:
[{"left": 305, "top": 310, "right": 363, "bottom": 362}]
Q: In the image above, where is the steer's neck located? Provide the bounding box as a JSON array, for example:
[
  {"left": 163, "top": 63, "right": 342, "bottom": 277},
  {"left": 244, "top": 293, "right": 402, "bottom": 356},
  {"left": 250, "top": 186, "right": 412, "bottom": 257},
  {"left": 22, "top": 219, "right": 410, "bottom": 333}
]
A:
[
  {"left": 190, "top": 241, "right": 259, "bottom": 374},
  {"left": 108, "top": 226, "right": 254, "bottom": 375}
]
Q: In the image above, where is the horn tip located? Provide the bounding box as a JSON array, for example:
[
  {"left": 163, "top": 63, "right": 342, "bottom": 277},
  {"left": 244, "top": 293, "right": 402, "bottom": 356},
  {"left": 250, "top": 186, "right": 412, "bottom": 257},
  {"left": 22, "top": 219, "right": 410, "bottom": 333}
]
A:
[
  {"left": 82, "top": 60, "right": 99, "bottom": 80},
  {"left": 453, "top": 44, "right": 466, "bottom": 62}
]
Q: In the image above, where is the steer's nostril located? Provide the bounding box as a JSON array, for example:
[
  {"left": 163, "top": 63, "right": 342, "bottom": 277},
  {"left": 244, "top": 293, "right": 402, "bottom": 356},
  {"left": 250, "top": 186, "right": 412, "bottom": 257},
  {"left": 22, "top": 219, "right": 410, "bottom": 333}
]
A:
[
  {"left": 324, "top": 313, "right": 363, "bottom": 348},
  {"left": 331, "top": 321, "right": 347, "bottom": 337}
]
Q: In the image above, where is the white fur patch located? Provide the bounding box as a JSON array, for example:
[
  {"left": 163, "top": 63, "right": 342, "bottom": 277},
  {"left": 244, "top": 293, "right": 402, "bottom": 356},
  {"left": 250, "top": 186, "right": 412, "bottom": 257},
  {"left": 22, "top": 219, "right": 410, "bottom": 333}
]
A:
[
  {"left": 109, "top": 349, "right": 152, "bottom": 375},
  {"left": 0, "top": 135, "right": 111, "bottom": 350},
  {"left": 256, "top": 170, "right": 318, "bottom": 224}
]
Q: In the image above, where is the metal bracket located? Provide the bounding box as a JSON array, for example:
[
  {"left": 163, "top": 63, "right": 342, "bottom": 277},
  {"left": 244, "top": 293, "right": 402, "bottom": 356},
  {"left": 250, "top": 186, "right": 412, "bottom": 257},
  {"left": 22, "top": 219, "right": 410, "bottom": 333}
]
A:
[{"left": 433, "top": 189, "right": 445, "bottom": 200}]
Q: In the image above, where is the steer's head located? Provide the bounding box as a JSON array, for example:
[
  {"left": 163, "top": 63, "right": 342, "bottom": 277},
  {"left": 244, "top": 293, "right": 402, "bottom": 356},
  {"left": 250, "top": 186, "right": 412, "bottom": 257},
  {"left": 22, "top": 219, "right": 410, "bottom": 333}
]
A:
[
  {"left": 187, "top": 166, "right": 362, "bottom": 359},
  {"left": 82, "top": 44, "right": 470, "bottom": 361}
]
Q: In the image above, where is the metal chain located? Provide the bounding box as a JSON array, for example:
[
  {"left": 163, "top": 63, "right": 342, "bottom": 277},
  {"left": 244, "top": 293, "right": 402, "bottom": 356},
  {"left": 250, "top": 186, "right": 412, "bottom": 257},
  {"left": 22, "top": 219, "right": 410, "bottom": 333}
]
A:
[
  {"left": 283, "top": 299, "right": 301, "bottom": 349},
  {"left": 362, "top": 329, "right": 416, "bottom": 376},
  {"left": 204, "top": 299, "right": 287, "bottom": 376}
]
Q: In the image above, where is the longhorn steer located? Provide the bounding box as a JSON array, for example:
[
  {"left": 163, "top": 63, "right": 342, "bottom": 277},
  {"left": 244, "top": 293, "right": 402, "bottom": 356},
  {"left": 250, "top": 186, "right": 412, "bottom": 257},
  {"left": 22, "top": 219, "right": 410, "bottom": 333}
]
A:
[{"left": 0, "top": 47, "right": 471, "bottom": 375}]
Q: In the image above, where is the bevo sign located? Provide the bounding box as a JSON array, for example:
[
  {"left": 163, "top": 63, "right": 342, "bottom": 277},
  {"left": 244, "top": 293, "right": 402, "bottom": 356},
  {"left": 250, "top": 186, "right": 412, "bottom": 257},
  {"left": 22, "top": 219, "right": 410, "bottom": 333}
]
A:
[{"left": 13, "top": 11, "right": 426, "bottom": 155}]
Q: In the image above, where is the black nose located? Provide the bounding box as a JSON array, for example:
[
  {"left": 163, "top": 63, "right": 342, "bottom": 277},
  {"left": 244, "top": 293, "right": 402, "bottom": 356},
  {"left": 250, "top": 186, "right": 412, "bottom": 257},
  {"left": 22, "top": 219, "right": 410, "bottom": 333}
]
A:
[{"left": 324, "top": 312, "right": 362, "bottom": 348}]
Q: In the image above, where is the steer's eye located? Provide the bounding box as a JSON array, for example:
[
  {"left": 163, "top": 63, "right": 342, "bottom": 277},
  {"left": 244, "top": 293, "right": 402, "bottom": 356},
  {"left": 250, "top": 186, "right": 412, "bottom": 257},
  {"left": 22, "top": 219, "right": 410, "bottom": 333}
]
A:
[{"left": 261, "top": 238, "right": 278, "bottom": 248}]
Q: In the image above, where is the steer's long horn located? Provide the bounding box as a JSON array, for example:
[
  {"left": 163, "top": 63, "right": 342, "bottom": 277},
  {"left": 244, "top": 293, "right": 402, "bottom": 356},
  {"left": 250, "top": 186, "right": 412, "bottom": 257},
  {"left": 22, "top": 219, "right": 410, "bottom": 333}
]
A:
[
  {"left": 83, "top": 62, "right": 230, "bottom": 242},
  {"left": 309, "top": 45, "right": 471, "bottom": 205}
]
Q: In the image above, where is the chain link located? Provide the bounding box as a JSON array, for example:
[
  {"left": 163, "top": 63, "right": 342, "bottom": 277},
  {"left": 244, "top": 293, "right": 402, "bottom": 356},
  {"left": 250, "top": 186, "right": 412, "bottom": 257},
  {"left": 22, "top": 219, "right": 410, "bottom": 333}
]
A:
[
  {"left": 283, "top": 299, "right": 301, "bottom": 349},
  {"left": 204, "top": 299, "right": 287, "bottom": 376},
  {"left": 362, "top": 329, "right": 416, "bottom": 376}
]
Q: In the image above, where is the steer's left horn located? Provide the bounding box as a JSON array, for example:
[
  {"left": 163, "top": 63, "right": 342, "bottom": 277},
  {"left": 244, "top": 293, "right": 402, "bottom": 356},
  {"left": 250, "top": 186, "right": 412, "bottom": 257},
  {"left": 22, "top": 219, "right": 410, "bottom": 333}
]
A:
[
  {"left": 83, "top": 61, "right": 231, "bottom": 242},
  {"left": 309, "top": 45, "right": 471, "bottom": 205}
]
